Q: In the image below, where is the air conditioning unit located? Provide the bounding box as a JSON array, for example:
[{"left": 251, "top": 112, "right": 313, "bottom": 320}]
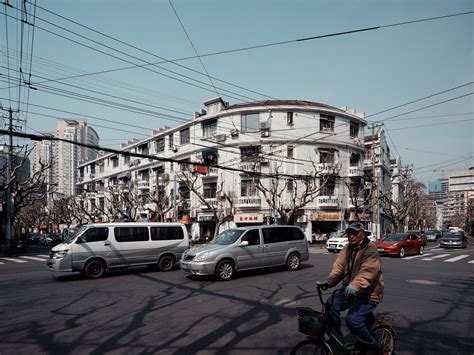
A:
[
  {"left": 216, "top": 134, "right": 227, "bottom": 142},
  {"left": 230, "top": 129, "right": 239, "bottom": 137},
  {"left": 260, "top": 121, "right": 270, "bottom": 130},
  {"left": 261, "top": 129, "right": 270, "bottom": 138}
]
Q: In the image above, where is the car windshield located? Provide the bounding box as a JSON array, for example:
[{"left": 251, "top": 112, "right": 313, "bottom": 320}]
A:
[
  {"left": 65, "top": 225, "right": 87, "bottom": 244},
  {"left": 426, "top": 231, "right": 436, "bottom": 235},
  {"left": 383, "top": 233, "right": 405, "bottom": 241},
  {"left": 211, "top": 229, "right": 246, "bottom": 245}
]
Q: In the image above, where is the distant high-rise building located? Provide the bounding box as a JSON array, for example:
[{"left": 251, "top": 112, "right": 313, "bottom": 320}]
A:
[{"left": 33, "top": 120, "right": 99, "bottom": 196}]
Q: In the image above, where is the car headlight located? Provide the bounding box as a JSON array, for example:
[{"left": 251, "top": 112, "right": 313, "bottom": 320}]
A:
[
  {"left": 194, "top": 252, "right": 211, "bottom": 262},
  {"left": 53, "top": 250, "right": 68, "bottom": 259}
]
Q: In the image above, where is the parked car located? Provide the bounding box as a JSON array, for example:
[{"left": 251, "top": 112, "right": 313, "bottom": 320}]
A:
[
  {"left": 180, "top": 225, "right": 309, "bottom": 281},
  {"left": 27, "top": 232, "right": 41, "bottom": 244},
  {"left": 326, "top": 232, "right": 348, "bottom": 253},
  {"left": 439, "top": 232, "right": 467, "bottom": 249},
  {"left": 375, "top": 232, "right": 424, "bottom": 258},
  {"left": 49, "top": 233, "right": 63, "bottom": 246},
  {"left": 39, "top": 234, "right": 53, "bottom": 246},
  {"left": 407, "top": 230, "right": 427, "bottom": 246},
  {"left": 426, "top": 230, "right": 441, "bottom": 242}
]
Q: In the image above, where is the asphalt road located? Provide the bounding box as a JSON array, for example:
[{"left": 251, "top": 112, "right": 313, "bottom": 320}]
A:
[{"left": 0, "top": 241, "right": 473, "bottom": 355}]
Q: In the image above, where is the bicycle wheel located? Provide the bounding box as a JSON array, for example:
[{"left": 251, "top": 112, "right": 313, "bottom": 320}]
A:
[
  {"left": 372, "top": 324, "right": 395, "bottom": 355},
  {"left": 290, "top": 339, "right": 333, "bottom": 355}
]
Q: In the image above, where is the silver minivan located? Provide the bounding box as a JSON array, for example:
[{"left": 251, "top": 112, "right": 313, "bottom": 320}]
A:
[
  {"left": 180, "top": 225, "right": 309, "bottom": 281},
  {"left": 47, "top": 222, "right": 189, "bottom": 279}
]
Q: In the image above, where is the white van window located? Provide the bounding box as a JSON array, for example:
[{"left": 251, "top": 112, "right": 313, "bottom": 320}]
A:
[
  {"left": 115, "top": 227, "right": 149, "bottom": 242},
  {"left": 151, "top": 227, "right": 184, "bottom": 240},
  {"left": 241, "top": 229, "right": 260, "bottom": 246},
  {"left": 82, "top": 228, "right": 109, "bottom": 243}
]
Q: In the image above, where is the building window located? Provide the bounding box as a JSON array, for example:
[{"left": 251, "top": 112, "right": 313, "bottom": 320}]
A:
[
  {"left": 287, "top": 112, "right": 294, "bottom": 125},
  {"left": 110, "top": 156, "right": 119, "bottom": 168},
  {"left": 241, "top": 179, "right": 258, "bottom": 197},
  {"left": 168, "top": 134, "right": 174, "bottom": 149},
  {"left": 179, "top": 184, "right": 190, "bottom": 200},
  {"left": 180, "top": 128, "right": 190, "bottom": 145},
  {"left": 241, "top": 113, "right": 259, "bottom": 132},
  {"left": 287, "top": 145, "right": 294, "bottom": 158},
  {"left": 320, "top": 177, "right": 336, "bottom": 196},
  {"left": 319, "top": 149, "right": 335, "bottom": 164},
  {"left": 203, "top": 181, "right": 217, "bottom": 198},
  {"left": 240, "top": 146, "right": 261, "bottom": 162},
  {"left": 320, "top": 114, "right": 335, "bottom": 132},
  {"left": 138, "top": 143, "right": 149, "bottom": 155},
  {"left": 287, "top": 179, "right": 294, "bottom": 193},
  {"left": 349, "top": 153, "right": 360, "bottom": 167},
  {"left": 350, "top": 122, "right": 359, "bottom": 138},
  {"left": 154, "top": 139, "right": 164, "bottom": 153},
  {"left": 203, "top": 119, "right": 217, "bottom": 138}
]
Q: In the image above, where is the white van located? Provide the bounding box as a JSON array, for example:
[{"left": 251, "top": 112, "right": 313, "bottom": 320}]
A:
[{"left": 47, "top": 223, "right": 189, "bottom": 279}]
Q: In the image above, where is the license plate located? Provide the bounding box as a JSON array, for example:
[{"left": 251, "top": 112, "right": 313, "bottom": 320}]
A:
[{"left": 377, "top": 249, "right": 385, "bottom": 252}]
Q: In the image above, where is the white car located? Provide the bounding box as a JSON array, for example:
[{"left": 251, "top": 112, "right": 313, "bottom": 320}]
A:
[
  {"left": 326, "top": 231, "right": 376, "bottom": 252},
  {"left": 326, "top": 232, "right": 348, "bottom": 252}
]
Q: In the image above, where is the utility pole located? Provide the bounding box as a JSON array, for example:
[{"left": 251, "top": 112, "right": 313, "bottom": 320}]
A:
[{"left": 371, "top": 124, "right": 376, "bottom": 239}]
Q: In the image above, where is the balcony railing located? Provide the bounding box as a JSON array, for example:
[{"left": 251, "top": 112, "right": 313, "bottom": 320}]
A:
[
  {"left": 137, "top": 180, "right": 150, "bottom": 189},
  {"left": 317, "top": 163, "right": 338, "bottom": 174},
  {"left": 348, "top": 166, "right": 363, "bottom": 177},
  {"left": 347, "top": 197, "right": 365, "bottom": 208},
  {"left": 237, "top": 196, "right": 261, "bottom": 207},
  {"left": 240, "top": 162, "right": 261, "bottom": 173},
  {"left": 201, "top": 198, "right": 218, "bottom": 209},
  {"left": 317, "top": 196, "right": 339, "bottom": 208}
]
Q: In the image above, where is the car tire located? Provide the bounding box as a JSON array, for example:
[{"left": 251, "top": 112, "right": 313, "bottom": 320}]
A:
[
  {"left": 158, "top": 255, "right": 175, "bottom": 271},
  {"left": 215, "top": 259, "right": 235, "bottom": 281},
  {"left": 398, "top": 247, "right": 405, "bottom": 258},
  {"left": 287, "top": 252, "right": 301, "bottom": 271},
  {"left": 419, "top": 245, "right": 424, "bottom": 255},
  {"left": 84, "top": 260, "right": 106, "bottom": 279}
]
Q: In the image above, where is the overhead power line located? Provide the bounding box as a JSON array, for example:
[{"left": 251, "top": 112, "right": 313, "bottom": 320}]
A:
[
  {"left": 366, "top": 82, "right": 473, "bottom": 119},
  {"left": 388, "top": 117, "right": 473, "bottom": 131}
]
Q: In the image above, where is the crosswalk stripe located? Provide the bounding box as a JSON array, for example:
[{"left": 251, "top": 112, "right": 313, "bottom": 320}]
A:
[
  {"left": 0, "top": 261, "right": 3, "bottom": 264},
  {"left": 0, "top": 257, "right": 28, "bottom": 263},
  {"left": 422, "top": 254, "right": 450, "bottom": 261},
  {"left": 444, "top": 255, "right": 470, "bottom": 263},
  {"left": 404, "top": 253, "right": 434, "bottom": 260},
  {"left": 37, "top": 254, "right": 50, "bottom": 257},
  {"left": 468, "top": 260, "right": 474, "bottom": 264},
  {"left": 19, "top": 256, "right": 47, "bottom": 261}
]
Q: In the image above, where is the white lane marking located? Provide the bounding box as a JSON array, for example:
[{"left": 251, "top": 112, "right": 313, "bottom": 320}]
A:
[
  {"left": 468, "top": 260, "right": 474, "bottom": 264},
  {"left": 19, "top": 256, "right": 47, "bottom": 261},
  {"left": 444, "top": 255, "right": 470, "bottom": 263},
  {"left": 0, "top": 261, "right": 3, "bottom": 264},
  {"left": 422, "top": 254, "right": 450, "bottom": 261},
  {"left": 37, "top": 255, "right": 50, "bottom": 257},
  {"left": 0, "top": 257, "right": 28, "bottom": 263},
  {"left": 404, "top": 253, "right": 434, "bottom": 260}
]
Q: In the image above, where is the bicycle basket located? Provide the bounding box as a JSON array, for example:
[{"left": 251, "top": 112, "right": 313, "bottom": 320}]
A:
[{"left": 296, "top": 307, "right": 328, "bottom": 337}]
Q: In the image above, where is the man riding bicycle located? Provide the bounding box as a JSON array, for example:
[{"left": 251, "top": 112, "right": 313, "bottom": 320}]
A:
[{"left": 319, "top": 222, "right": 384, "bottom": 354}]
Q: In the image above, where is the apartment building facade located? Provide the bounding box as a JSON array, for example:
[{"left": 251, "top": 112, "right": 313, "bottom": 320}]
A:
[{"left": 77, "top": 98, "right": 371, "bottom": 240}]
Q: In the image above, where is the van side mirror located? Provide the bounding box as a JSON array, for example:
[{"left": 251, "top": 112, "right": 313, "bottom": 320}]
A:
[
  {"left": 76, "top": 236, "right": 85, "bottom": 244},
  {"left": 239, "top": 240, "right": 249, "bottom": 247}
]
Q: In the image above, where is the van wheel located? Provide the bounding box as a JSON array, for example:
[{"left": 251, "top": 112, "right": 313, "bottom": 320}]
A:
[
  {"left": 84, "top": 260, "right": 105, "bottom": 279},
  {"left": 158, "top": 255, "right": 175, "bottom": 271},
  {"left": 215, "top": 260, "right": 234, "bottom": 281},
  {"left": 287, "top": 253, "right": 301, "bottom": 271}
]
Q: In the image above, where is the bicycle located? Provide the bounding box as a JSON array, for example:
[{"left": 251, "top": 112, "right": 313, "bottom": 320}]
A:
[{"left": 291, "top": 283, "right": 395, "bottom": 355}]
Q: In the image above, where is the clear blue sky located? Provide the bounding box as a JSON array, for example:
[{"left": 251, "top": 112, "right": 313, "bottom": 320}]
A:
[{"left": 1, "top": 0, "right": 473, "bottom": 183}]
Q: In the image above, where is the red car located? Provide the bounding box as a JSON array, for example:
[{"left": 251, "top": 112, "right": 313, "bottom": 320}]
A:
[{"left": 375, "top": 233, "right": 424, "bottom": 258}]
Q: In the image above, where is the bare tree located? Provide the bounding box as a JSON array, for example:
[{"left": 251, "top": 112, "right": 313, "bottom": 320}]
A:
[
  {"left": 344, "top": 176, "right": 374, "bottom": 222},
  {"left": 178, "top": 169, "right": 233, "bottom": 238},
  {"left": 0, "top": 147, "right": 52, "bottom": 238},
  {"left": 251, "top": 161, "right": 334, "bottom": 225}
]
